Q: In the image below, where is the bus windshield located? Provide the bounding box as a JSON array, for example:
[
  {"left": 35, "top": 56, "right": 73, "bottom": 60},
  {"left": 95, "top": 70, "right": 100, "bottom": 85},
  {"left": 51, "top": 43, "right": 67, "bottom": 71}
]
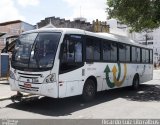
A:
[{"left": 12, "top": 32, "right": 61, "bottom": 71}]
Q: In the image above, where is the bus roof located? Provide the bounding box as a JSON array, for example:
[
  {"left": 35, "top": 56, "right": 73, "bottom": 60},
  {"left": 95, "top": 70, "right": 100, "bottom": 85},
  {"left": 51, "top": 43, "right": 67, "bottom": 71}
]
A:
[
  {"left": 22, "top": 28, "right": 152, "bottom": 49},
  {"left": 86, "top": 32, "right": 152, "bottom": 49},
  {"left": 22, "top": 28, "right": 85, "bottom": 35}
]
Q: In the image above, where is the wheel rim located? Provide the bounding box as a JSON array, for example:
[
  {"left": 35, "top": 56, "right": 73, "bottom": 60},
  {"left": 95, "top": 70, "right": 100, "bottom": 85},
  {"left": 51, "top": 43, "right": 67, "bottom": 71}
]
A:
[{"left": 85, "top": 83, "right": 94, "bottom": 96}]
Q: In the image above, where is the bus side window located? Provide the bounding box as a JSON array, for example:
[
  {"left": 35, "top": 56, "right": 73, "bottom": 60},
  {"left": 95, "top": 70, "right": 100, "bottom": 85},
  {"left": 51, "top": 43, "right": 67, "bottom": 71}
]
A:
[
  {"left": 150, "top": 50, "right": 153, "bottom": 63},
  {"left": 119, "top": 43, "right": 126, "bottom": 62},
  {"left": 146, "top": 50, "right": 149, "bottom": 63},
  {"left": 142, "top": 49, "right": 146, "bottom": 63},
  {"left": 110, "top": 42, "right": 117, "bottom": 62},
  {"left": 67, "top": 39, "right": 75, "bottom": 62},
  {"left": 103, "top": 41, "right": 111, "bottom": 61},
  {"left": 136, "top": 48, "right": 141, "bottom": 63},
  {"left": 126, "top": 45, "right": 130, "bottom": 62},
  {"left": 132, "top": 47, "right": 136, "bottom": 62},
  {"left": 61, "top": 38, "right": 68, "bottom": 62},
  {"left": 86, "top": 36, "right": 100, "bottom": 61},
  {"left": 60, "top": 35, "right": 83, "bottom": 73},
  {"left": 75, "top": 41, "right": 82, "bottom": 62}
]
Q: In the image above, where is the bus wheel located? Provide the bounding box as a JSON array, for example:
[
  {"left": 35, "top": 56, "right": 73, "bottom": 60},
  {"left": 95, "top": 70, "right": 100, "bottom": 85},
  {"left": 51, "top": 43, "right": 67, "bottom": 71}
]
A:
[
  {"left": 132, "top": 75, "right": 139, "bottom": 90},
  {"left": 82, "top": 79, "right": 96, "bottom": 102}
]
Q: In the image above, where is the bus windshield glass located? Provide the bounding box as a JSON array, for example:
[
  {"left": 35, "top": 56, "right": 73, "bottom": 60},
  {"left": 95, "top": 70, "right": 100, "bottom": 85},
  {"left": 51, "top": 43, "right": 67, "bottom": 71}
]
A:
[{"left": 12, "top": 32, "right": 61, "bottom": 71}]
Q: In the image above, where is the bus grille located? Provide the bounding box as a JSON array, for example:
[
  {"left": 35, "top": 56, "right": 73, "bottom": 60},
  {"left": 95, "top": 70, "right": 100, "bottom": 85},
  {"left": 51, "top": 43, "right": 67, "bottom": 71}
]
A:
[{"left": 19, "top": 84, "right": 39, "bottom": 92}]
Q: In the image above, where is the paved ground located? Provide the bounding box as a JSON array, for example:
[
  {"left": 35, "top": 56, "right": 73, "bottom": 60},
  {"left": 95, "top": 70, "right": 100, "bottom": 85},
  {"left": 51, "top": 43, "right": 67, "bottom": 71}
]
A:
[
  {"left": 0, "top": 70, "right": 160, "bottom": 119},
  {"left": 0, "top": 82, "right": 16, "bottom": 100}
]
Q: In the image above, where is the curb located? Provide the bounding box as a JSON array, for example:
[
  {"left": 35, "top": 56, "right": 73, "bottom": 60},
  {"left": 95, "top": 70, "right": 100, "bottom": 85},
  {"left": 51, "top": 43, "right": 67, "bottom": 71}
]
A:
[
  {"left": 0, "top": 81, "right": 9, "bottom": 85},
  {"left": 0, "top": 83, "right": 9, "bottom": 85},
  {"left": 0, "top": 93, "right": 33, "bottom": 102},
  {"left": 0, "top": 96, "right": 10, "bottom": 101}
]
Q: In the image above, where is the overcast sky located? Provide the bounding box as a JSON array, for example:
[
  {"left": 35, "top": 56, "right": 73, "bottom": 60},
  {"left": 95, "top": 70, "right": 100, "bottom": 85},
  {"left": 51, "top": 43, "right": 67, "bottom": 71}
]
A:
[{"left": 0, "top": 0, "right": 107, "bottom": 25}]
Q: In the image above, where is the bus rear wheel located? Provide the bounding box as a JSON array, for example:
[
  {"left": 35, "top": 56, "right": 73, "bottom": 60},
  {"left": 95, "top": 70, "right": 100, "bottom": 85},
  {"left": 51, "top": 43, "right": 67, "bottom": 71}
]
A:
[
  {"left": 132, "top": 75, "right": 139, "bottom": 90},
  {"left": 82, "top": 79, "right": 96, "bottom": 102}
]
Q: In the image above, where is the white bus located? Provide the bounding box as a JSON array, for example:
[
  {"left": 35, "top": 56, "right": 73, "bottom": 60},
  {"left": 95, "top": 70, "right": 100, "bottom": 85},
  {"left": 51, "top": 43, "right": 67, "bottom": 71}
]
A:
[{"left": 9, "top": 28, "right": 153, "bottom": 101}]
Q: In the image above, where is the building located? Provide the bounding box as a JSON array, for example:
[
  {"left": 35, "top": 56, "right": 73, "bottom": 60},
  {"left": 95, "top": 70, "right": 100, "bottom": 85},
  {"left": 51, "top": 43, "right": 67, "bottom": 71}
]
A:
[
  {"left": 107, "top": 19, "right": 128, "bottom": 36},
  {"left": 37, "top": 16, "right": 109, "bottom": 33},
  {"left": 0, "top": 20, "right": 35, "bottom": 52},
  {"left": 0, "top": 33, "right": 6, "bottom": 51}
]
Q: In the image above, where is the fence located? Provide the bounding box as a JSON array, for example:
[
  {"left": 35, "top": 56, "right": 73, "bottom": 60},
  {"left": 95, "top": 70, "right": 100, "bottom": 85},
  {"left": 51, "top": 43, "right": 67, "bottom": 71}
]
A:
[{"left": 0, "top": 53, "right": 9, "bottom": 80}]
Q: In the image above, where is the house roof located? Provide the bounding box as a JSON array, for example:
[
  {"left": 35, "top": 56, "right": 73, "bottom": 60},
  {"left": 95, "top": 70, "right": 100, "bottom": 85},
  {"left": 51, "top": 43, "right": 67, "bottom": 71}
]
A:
[
  {"left": 0, "top": 20, "right": 22, "bottom": 26},
  {"left": 40, "top": 19, "right": 56, "bottom": 28}
]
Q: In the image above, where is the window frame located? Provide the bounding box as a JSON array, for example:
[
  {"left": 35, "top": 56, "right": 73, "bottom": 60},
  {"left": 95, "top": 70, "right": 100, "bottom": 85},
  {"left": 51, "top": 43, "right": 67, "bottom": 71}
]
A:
[
  {"left": 101, "top": 40, "right": 118, "bottom": 63},
  {"left": 85, "top": 35, "right": 102, "bottom": 62},
  {"left": 149, "top": 49, "right": 153, "bottom": 64},
  {"left": 67, "top": 34, "right": 154, "bottom": 65},
  {"left": 131, "top": 46, "right": 141, "bottom": 63},
  {"left": 102, "top": 39, "right": 112, "bottom": 62},
  {"left": 59, "top": 34, "right": 84, "bottom": 74}
]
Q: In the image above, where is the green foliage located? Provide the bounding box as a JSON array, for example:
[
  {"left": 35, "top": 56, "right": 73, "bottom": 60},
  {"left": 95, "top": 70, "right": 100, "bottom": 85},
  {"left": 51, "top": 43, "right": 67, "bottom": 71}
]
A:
[{"left": 107, "top": 0, "right": 160, "bottom": 32}]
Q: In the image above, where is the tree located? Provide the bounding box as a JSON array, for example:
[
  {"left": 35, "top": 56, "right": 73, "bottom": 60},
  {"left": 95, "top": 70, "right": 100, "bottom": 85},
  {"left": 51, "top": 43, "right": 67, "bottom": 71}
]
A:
[{"left": 106, "top": 0, "right": 160, "bottom": 32}]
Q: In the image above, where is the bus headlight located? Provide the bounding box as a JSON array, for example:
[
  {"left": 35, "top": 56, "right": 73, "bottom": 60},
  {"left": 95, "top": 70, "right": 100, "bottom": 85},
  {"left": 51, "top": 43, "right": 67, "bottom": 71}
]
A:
[
  {"left": 44, "top": 74, "right": 56, "bottom": 83},
  {"left": 10, "top": 70, "right": 15, "bottom": 80}
]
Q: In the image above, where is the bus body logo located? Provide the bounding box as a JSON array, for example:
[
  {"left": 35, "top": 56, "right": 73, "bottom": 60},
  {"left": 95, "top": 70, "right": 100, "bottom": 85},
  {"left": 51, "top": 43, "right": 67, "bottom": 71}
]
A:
[{"left": 104, "top": 63, "right": 127, "bottom": 88}]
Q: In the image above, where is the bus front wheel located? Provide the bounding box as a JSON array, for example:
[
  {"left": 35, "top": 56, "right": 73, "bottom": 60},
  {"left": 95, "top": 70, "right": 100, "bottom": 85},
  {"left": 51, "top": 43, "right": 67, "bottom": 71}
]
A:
[
  {"left": 82, "top": 79, "right": 96, "bottom": 102},
  {"left": 132, "top": 75, "right": 139, "bottom": 90}
]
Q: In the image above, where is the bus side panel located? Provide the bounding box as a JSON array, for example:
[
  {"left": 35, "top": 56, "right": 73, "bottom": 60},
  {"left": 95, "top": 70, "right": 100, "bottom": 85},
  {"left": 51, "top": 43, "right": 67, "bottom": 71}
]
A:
[
  {"left": 85, "top": 62, "right": 132, "bottom": 91},
  {"left": 58, "top": 67, "right": 85, "bottom": 98},
  {"left": 58, "top": 63, "right": 153, "bottom": 98},
  {"left": 139, "top": 64, "right": 153, "bottom": 83},
  {"left": 85, "top": 63, "right": 153, "bottom": 91},
  {"left": 85, "top": 62, "right": 104, "bottom": 91}
]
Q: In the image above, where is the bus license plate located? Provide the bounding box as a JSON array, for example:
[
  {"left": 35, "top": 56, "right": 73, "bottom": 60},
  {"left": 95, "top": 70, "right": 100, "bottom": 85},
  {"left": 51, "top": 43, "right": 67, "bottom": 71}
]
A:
[{"left": 24, "top": 83, "right": 32, "bottom": 88}]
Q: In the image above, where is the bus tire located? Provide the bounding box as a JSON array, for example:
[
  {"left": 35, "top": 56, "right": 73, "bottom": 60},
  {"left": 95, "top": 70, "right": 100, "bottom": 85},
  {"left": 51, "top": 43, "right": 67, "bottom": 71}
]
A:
[
  {"left": 132, "top": 74, "right": 139, "bottom": 90},
  {"left": 82, "top": 79, "right": 96, "bottom": 102}
]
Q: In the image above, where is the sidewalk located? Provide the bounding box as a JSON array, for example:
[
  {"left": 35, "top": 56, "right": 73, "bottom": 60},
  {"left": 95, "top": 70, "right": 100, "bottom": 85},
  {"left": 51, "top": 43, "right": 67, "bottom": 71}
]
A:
[
  {"left": 0, "top": 80, "right": 33, "bottom": 101},
  {"left": 0, "top": 80, "right": 17, "bottom": 101}
]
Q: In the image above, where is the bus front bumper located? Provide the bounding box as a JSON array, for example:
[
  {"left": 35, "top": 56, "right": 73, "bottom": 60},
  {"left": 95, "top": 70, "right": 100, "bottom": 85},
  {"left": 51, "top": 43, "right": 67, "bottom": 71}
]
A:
[{"left": 9, "top": 79, "right": 58, "bottom": 98}]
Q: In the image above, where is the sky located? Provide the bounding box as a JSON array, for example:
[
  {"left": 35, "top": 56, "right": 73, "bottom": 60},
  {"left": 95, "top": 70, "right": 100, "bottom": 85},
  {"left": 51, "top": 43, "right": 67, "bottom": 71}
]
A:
[{"left": 0, "top": 0, "right": 107, "bottom": 25}]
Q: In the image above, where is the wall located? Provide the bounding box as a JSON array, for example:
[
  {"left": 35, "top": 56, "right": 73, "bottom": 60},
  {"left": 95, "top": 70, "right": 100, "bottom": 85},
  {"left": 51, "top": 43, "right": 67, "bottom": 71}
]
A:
[
  {"left": 37, "top": 16, "right": 109, "bottom": 33},
  {"left": 0, "top": 22, "right": 21, "bottom": 45}
]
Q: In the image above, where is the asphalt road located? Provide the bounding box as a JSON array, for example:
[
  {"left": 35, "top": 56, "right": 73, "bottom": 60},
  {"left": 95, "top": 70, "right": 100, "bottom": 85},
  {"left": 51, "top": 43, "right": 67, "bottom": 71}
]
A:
[{"left": 0, "top": 70, "right": 160, "bottom": 119}]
